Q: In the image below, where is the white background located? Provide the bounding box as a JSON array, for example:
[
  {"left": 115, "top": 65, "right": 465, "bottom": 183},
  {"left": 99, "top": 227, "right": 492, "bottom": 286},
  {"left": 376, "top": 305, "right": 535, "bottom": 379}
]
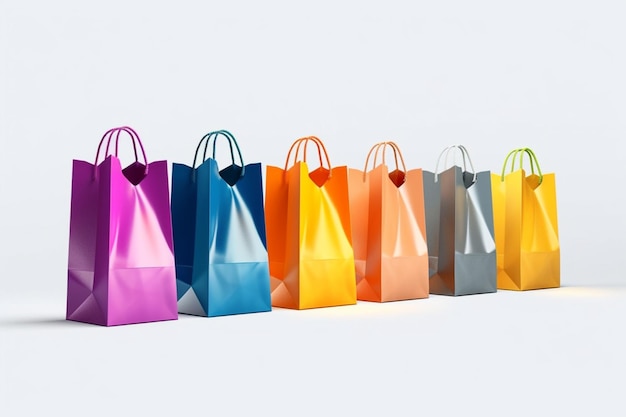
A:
[{"left": 1, "top": 0, "right": 625, "bottom": 415}]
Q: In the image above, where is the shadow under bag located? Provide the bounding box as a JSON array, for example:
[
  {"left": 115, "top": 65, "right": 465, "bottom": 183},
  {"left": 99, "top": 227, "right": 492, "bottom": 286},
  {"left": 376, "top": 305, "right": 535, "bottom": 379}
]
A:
[
  {"left": 66, "top": 126, "right": 178, "bottom": 326},
  {"left": 171, "top": 130, "right": 271, "bottom": 317},
  {"left": 491, "top": 148, "right": 560, "bottom": 290},
  {"left": 423, "top": 145, "right": 497, "bottom": 296}
]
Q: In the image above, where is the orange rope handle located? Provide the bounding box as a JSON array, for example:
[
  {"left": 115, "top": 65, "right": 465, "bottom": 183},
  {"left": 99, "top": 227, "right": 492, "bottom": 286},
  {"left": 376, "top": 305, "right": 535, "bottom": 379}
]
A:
[{"left": 284, "top": 136, "right": 332, "bottom": 172}]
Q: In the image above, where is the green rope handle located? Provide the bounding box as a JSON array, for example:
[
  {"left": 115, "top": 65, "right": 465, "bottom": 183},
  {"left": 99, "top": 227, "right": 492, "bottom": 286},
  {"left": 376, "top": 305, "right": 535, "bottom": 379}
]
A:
[
  {"left": 502, "top": 149, "right": 530, "bottom": 177},
  {"left": 500, "top": 148, "right": 543, "bottom": 184}
]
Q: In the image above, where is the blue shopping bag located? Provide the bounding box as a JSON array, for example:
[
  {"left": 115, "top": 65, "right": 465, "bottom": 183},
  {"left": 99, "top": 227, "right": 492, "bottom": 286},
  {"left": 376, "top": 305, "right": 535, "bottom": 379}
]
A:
[{"left": 171, "top": 130, "right": 271, "bottom": 317}]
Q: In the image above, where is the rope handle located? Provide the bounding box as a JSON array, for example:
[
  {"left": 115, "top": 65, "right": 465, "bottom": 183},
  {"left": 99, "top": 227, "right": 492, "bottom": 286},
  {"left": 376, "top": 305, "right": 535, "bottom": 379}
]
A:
[
  {"left": 192, "top": 131, "right": 234, "bottom": 169},
  {"left": 191, "top": 130, "right": 245, "bottom": 181},
  {"left": 93, "top": 126, "right": 149, "bottom": 179},
  {"left": 434, "top": 145, "right": 476, "bottom": 184},
  {"left": 500, "top": 148, "right": 543, "bottom": 184},
  {"left": 284, "top": 136, "right": 332, "bottom": 175},
  {"left": 363, "top": 141, "right": 407, "bottom": 181},
  {"left": 104, "top": 128, "right": 139, "bottom": 163}
]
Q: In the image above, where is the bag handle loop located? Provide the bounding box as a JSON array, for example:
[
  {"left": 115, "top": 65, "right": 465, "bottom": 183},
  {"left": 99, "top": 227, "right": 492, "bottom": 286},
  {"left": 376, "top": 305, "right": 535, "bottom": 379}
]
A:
[
  {"left": 93, "top": 126, "right": 149, "bottom": 179},
  {"left": 363, "top": 141, "right": 407, "bottom": 181},
  {"left": 192, "top": 131, "right": 233, "bottom": 169},
  {"left": 284, "top": 136, "right": 332, "bottom": 176},
  {"left": 434, "top": 145, "right": 476, "bottom": 184},
  {"left": 500, "top": 148, "right": 543, "bottom": 184},
  {"left": 192, "top": 130, "right": 244, "bottom": 170},
  {"left": 102, "top": 128, "right": 139, "bottom": 163},
  {"left": 191, "top": 130, "right": 245, "bottom": 181}
]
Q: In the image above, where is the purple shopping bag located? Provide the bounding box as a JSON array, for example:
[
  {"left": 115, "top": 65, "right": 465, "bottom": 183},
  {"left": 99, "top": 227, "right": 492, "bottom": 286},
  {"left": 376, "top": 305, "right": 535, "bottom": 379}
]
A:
[{"left": 66, "top": 126, "right": 178, "bottom": 326}]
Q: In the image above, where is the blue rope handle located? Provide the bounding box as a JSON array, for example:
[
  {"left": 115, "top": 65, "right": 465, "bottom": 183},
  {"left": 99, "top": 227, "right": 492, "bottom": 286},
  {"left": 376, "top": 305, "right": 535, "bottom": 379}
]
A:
[{"left": 191, "top": 130, "right": 245, "bottom": 182}]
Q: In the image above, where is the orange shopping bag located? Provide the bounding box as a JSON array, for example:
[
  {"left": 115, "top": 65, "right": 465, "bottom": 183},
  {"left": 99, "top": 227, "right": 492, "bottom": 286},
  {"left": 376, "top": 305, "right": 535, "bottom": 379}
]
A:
[
  {"left": 265, "top": 136, "right": 356, "bottom": 309},
  {"left": 491, "top": 148, "right": 560, "bottom": 290},
  {"left": 348, "top": 142, "right": 429, "bottom": 302}
]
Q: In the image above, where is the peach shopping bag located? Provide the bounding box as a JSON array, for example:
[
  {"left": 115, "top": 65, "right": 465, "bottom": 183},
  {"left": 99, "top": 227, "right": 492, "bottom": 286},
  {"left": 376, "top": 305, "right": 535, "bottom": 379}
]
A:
[{"left": 348, "top": 141, "right": 429, "bottom": 302}]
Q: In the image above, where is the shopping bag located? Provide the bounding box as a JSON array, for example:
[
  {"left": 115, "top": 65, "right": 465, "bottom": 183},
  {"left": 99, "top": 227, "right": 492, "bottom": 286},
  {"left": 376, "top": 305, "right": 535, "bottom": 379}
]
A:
[
  {"left": 171, "top": 130, "right": 271, "bottom": 316},
  {"left": 491, "top": 148, "right": 560, "bottom": 290},
  {"left": 423, "top": 145, "right": 497, "bottom": 296},
  {"left": 265, "top": 136, "right": 356, "bottom": 309},
  {"left": 66, "top": 126, "right": 178, "bottom": 326},
  {"left": 348, "top": 141, "right": 429, "bottom": 302}
]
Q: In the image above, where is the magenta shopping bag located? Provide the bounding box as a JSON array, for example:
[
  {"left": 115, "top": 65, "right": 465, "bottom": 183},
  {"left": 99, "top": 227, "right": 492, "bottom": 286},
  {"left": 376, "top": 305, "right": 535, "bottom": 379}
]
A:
[{"left": 66, "top": 126, "right": 178, "bottom": 326}]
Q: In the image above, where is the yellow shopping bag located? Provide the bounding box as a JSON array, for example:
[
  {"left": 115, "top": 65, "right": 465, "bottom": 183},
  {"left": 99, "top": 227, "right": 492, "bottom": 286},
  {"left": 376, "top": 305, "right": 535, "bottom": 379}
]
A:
[
  {"left": 492, "top": 148, "right": 560, "bottom": 290},
  {"left": 265, "top": 136, "right": 357, "bottom": 309}
]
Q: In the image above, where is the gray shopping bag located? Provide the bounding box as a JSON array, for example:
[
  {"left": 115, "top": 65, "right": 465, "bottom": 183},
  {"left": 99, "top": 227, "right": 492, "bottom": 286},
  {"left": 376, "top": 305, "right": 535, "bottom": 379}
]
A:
[{"left": 423, "top": 145, "right": 497, "bottom": 296}]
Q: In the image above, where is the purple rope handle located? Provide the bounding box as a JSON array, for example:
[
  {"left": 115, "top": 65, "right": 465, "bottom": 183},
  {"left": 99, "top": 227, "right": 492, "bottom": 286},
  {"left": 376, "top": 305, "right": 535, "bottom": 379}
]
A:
[
  {"left": 105, "top": 128, "right": 139, "bottom": 162},
  {"left": 93, "top": 126, "right": 149, "bottom": 178}
]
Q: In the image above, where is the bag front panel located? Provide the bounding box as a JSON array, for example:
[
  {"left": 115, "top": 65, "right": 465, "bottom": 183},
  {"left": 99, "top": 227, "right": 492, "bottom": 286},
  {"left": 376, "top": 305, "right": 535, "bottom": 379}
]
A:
[
  {"left": 431, "top": 167, "right": 458, "bottom": 293},
  {"left": 66, "top": 159, "right": 110, "bottom": 325},
  {"left": 452, "top": 169, "right": 497, "bottom": 294},
  {"left": 453, "top": 252, "right": 497, "bottom": 295},
  {"left": 193, "top": 160, "right": 271, "bottom": 315},
  {"left": 297, "top": 164, "right": 356, "bottom": 308},
  {"left": 265, "top": 164, "right": 300, "bottom": 309},
  {"left": 422, "top": 170, "right": 441, "bottom": 279},
  {"left": 107, "top": 265, "right": 178, "bottom": 325},
  {"left": 521, "top": 173, "right": 559, "bottom": 254},
  {"left": 106, "top": 157, "right": 177, "bottom": 324},
  {"left": 381, "top": 168, "right": 429, "bottom": 300},
  {"left": 171, "top": 163, "right": 197, "bottom": 300},
  {"left": 365, "top": 166, "right": 429, "bottom": 301},
  {"left": 492, "top": 172, "right": 517, "bottom": 289},
  {"left": 497, "top": 170, "right": 560, "bottom": 290},
  {"left": 454, "top": 170, "right": 496, "bottom": 256},
  {"left": 205, "top": 160, "right": 269, "bottom": 264},
  {"left": 108, "top": 158, "right": 175, "bottom": 269},
  {"left": 519, "top": 172, "right": 560, "bottom": 289},
  {"left": 207, "top": 262, "right": 272, "bottom": 316},
  {"left": 347, "top": 168, "right": 371, "bottom": 296}
]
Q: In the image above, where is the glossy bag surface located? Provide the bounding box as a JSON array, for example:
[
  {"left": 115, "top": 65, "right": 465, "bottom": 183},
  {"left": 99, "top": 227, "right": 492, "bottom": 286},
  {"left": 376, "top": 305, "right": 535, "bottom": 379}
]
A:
[
  {"left": 491, "top": 148, "right": 559, "bottom": 290},
  {"left": 348, "top": 142, "right": 429, "bottom": 302},
  {"left": 265, "top": 136, "right": 356, "bottom": 309},
  {"left": 171, "top": 131, "right": 271, "bottom": 316},
  {"left": 66, "top": 126, "right": 178, "bottom": 326},
  {"left": 423, "top": 145, "right": 497, "bottom": 296}
]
